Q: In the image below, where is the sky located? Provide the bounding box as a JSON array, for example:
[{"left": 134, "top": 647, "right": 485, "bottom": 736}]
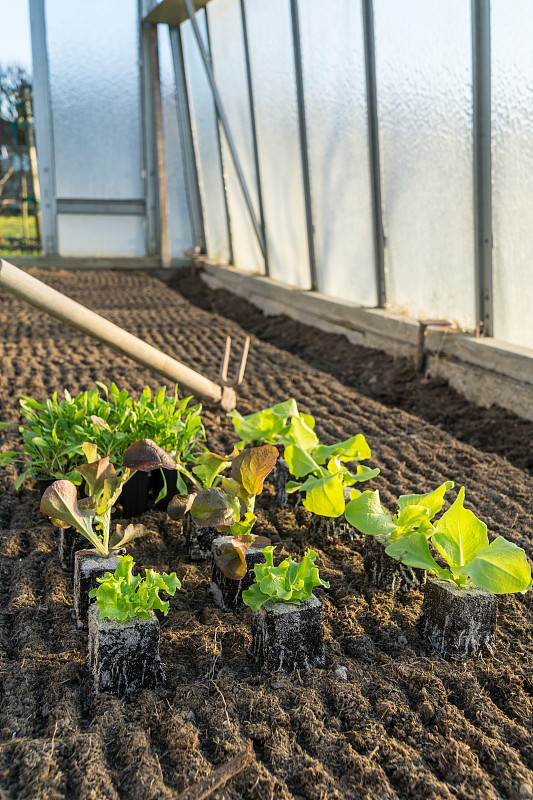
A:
[{"left": 0, "top": 0, "right": 33, "bottom": 72}]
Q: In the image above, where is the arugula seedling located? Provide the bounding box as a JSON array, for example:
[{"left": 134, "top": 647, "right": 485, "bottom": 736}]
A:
[
  {"left": 0, "top": 383, "right": 205, "bottom": 496},
  {"left": 242, "top": 546, "right": 330, "bottom": 610},
  {"left": 40, "top": 439, "right": 175, "bottom": 557},
  {"left": 344, "top": 481, "right": 454, "bottom": 540},
  {"left": 168, "top": 444, "right": 278, "bottom": 541},
  {"left": 89, "top": 555, "right": 181, "bottom": 622},
  {"left": 385, "top": 487, "right": 532, "bottom": 595}
]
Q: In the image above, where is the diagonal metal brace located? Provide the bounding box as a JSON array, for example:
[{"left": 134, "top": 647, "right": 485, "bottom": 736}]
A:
[{"left": 220, "top": 335, "right": 250, "bottom": 388}]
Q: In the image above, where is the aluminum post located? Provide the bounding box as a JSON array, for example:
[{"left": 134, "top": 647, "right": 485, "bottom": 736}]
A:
[{"left": 182, "top": 0, "right": 267, "bottom": 260}]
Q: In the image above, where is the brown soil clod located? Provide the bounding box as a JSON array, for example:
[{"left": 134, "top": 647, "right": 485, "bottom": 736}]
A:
[
  {"left": 364, "top": 534, "right": 427, "bottom": 593},
  {"left": 417, "top": 579, "right": 498, "bottom": 660},
  {"left": 88, "top": 604, "right": 164, "bottom": 695},
  {"left": 250, "top": 595, "right": 325, "bottom": 672}
]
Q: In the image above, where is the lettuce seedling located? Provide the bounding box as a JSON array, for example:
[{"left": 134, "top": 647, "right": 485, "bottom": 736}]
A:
[
  {"left": 284, "top": 434, "right": 380, "bottom": 518},
  {"left": 214, "top": 533, "right": 271, "bottom": 580},
  {"left": 89, "top": 555, "right": 181, "bottom": 622},
  {"left": 40, "top": 439, "right": 175, "bottom": 557},
  {"left": 228, "top": 398, "right": 316, "bottom": 448},
  {"left": 168, "top": 444, "right": 278, "bottom": 540},
  {"left": 344, "top": 481, "right": 454, "bottom": 541},
  {"left": 242, "top": 546, "right": 330, "bottom": 611},
  {"left": 384, "top": 487, "right": 532, "bottom": 595},
  {"left": 228, "top": 398, "right": 379, "bottom": 518}
]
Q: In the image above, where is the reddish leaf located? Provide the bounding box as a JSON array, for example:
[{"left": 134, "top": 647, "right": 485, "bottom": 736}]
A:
[
  {"left": 167, "top": 493, "right": 197, "bottom": 521},
  {"left": 191, "top": 488, "right": 237, "bottom": 528},
  {"left": 122, "top": 439, "right": 176, "bottom": 471},
  {"left": 231, "top": 445, "right": 278, "bottom": 497}
]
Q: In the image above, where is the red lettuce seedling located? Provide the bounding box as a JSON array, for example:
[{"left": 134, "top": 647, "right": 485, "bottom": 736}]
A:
[
  {"left": 242, "top": 546, "right": 330, "bottom": 610},
  {"left": 89, "top": 555, "right": 181, "bottom": 622},
  {"left": 385, "top": 487, "right": 532, "bottom": 595},
  {"left": 168, "top": 444, "right": 278, "bottom": 542},
  {"left": 41, "top": 439, "right": 175, "bottom": 557},
  {"left": 215, "top": 533, "right": 271, "bottom": 580}
]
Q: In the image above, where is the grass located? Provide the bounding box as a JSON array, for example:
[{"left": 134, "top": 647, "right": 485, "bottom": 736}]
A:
[{"left": 0, "top": 214, "right": 41, "bottom": 256}]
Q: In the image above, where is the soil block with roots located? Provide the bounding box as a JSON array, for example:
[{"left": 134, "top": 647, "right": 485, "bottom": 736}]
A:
[
  {"left": 88, "top": 604, "right": 164, "bottom": 695},
  {"left": 58, "top": 528, "right": 88, "bottom": 571},
  {"left": 251, "top": 595, "right": 325, "bottom": 673},
  {"left": 274, "top": 459, "right": 300, "bottom": 507},
  {"left": 308, "top": 488, "right": 356, "bottom": 543},
  {"left": 364, "top": 534, "right": 427, "bottom": 593},
  {"left": 417, "top": 579, "right": 497, "bottom": 660},
  {"left": 184, "top": 515, "right": 219, "bottom": 561},
  {"left": 210, "top": 536, "right": 266, "bottom": 611},
  {"left": 74, "top": 550, "right": 122, "bottom": 630}
]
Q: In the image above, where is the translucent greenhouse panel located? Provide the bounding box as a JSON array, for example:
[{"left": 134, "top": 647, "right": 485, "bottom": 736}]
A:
[
  {"left": 181, "top": 12, "right": 230, "bottom": 263},
  {"left": 46, "top": 0, "right": 143, "bottom": 200},
  {"left": 208, "top": 0, "right": 264, "bottom": 274},
  {"left": 57, "top": 215, "right": 145, "bottom": 257},
  {"left": 492, "top": 1, "right": 533, "bottom": 350},
  {"left": 158, "top": 27, "right": 194, "bottom": 256},
  {"left": 374, "top": 0, "right": 476, "bottom": 329},
  {"left": 299, "top": 0, "right": 376, "bottom": 305},
  {"left": 244, "top": 0, "right": 310, "bottom": 288}
]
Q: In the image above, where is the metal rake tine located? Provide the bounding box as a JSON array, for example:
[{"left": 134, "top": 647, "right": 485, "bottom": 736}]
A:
[{"left": 219, "top": 335, "right": 251, "bottom": 387}]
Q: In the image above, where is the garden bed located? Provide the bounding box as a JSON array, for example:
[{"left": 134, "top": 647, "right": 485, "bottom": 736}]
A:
[{"left": 0, "top": 267, "right": 532, "bottom": 800}]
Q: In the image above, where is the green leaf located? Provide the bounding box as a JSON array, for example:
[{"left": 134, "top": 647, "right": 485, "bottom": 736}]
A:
[
  {"left": 344, "top": 490, "right": 398, "bottom": 536},
  {"left": 284, "top": 444, "right": 322, "bottom": 479},
  {"left": 82, "top": 442, "right": 99, "bottom": 464},
  {"left": 397, "top": 481, "right": 454, "bottom": 518},
  {"left": 385, "top": 532, "right": 450, "bottom": 578},
  {"left": 192, "top": 451, "right": 232, "bottom": 489},
  {"left": 280, "top": 416, "right": 318, "bottom": 452},
  {"left": 242, "top": 546, "right": 329, "bottom": 610},
  {"left": 299, "top": 472, "right": 346, "bottom": 518},
  {"left": 461, "top": 537, "right": 532, "bottom": 594},
  {"left": 312, "top": 434, "right": 371, "bottom": 466},
  {"left": 228, "top": 399, "right": 299, "bottom": 444},
  {"left": 432, "top": 487, "right": 488, "bottom": 569}
]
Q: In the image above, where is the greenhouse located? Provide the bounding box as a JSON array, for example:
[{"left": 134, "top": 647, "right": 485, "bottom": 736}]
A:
[{"left": 0, "top": 1, "right": 531, "bottom": 798}]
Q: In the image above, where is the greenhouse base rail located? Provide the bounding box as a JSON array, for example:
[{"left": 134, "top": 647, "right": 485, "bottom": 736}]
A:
[{"left": 0, "top": 259, "right": 240, "bottom": 411}]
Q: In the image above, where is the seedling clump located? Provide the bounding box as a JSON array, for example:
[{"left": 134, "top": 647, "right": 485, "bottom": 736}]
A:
[
  {"left": 89, "top": 555, "right": 181, "bottom": 622},
  {"left": 242, "top": 546, "right": 330, "bottom": 610}
]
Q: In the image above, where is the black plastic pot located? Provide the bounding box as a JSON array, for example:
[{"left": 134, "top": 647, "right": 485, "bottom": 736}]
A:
[
  {"left": 36, "top": 477, "right": 55, "bottom": 497},
  {"left": 118, "top": 471, "right": 151, "bottom": 518},
  {"left": 150, "top": 468, "right": 179, "bottom": 512}
]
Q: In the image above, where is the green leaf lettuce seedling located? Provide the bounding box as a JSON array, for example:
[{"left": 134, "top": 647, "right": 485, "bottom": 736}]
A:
[
  {"left": 242, "top": 546, "right": 330, "bottom": 611},
  {"left": 385, "top": 487, "right": 532, "bottom": 595},
  {"left": 89, "top": 555, "right": 181, "bottom": 622}
]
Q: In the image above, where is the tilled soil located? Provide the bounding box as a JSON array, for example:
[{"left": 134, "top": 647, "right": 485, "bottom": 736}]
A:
[{"left": 0, "top": 267, "right": 532, "bottom": 800}]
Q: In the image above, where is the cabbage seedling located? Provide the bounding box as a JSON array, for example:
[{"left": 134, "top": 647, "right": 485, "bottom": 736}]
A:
[
  {"left": 40, "top": 439, "right": 176, "bottom": 557},
  {"left": 89, "top": 555, "right": 181, "bottom": 622}
]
